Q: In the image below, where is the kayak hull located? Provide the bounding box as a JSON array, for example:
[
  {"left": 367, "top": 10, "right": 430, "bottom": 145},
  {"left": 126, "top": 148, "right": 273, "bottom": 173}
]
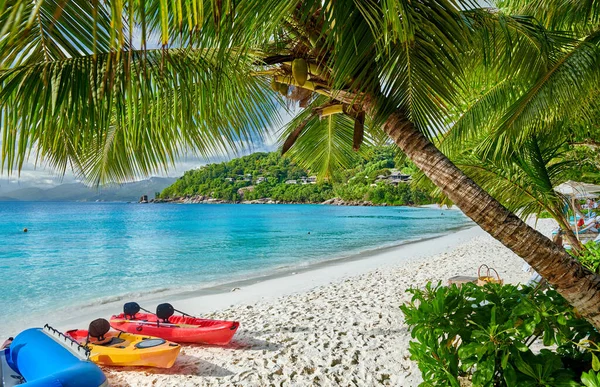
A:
[
  {"left": 110, "top": 313, "right": 239, "bottom": 345},
  {"left": 66, "top": 330, "right": 180, "bottom": 368}
]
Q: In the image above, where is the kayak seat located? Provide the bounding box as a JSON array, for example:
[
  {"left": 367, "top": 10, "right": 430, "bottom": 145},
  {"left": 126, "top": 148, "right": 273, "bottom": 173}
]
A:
[
  {"left": 156, "top": 303, "right": 175, "bottom": 323},
  {"left": 89, "top": 318, "right": 111, "bottom": 341},
  {"left": 96, "top": 337, "right": 126, "bottom": 347},
  {"left": 88, "top": 317, "right": 126, "bottom": 347},
  {"left": 124, "top": 302, "right": 141, "bottom": 319}
]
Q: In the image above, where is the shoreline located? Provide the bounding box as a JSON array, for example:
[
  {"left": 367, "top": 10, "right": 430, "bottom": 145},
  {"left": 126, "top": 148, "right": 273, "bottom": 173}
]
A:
[
  {"left": 5, "top": 217, "right": 557, "bottom": 386},
  {"left": 152, "top": 196, "right": 436, "bottom": 207},
  {"left": 42, "top": 223, "right": 478, "bottom": 335},
  {"left": 0, "top": 204, "right": 467, "bottom": 339},
  {"left": 102, "top": 219, "right": 555, "bottom": 387}
]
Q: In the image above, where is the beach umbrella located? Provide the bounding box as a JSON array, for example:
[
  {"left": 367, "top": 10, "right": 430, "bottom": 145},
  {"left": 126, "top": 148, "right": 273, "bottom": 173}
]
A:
[
  {"left": 554, "top": 181, "right": 600, "bottom": 240},
  {"left": 555, "top": 180, "right": 600, "bottom": 197}
]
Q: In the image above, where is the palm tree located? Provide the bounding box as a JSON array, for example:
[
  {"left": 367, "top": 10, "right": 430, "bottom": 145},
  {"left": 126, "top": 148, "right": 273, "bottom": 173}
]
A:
[
  {"left": 2, "top": 1, "right": 600, "bottom": 326},
  {"left": 432, "top": 129, "right": 586, "bottom": 251},
  {"left": 433, "top": 1, "right": 600, "bottom": 249}
]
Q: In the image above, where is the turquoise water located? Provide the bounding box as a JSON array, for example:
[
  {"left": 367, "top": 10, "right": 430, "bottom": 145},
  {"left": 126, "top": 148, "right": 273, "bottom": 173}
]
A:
[{"left": 0, "top": 202, "right": 470, "bottom": 327}]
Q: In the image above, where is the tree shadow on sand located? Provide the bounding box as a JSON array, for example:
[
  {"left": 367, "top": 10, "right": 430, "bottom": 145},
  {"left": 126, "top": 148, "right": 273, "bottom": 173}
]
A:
[
  {"left": 104, "top": 355, "right": 234, "bottom": 377},
  {"left": 365, "top": 327, "right": 408, "bottom": 336},
  {"left": 185, "top": 335, "right": 282, "bottom": 352},
  {"left": 241, "top": 326, "right": 311, "bottom": 335}
]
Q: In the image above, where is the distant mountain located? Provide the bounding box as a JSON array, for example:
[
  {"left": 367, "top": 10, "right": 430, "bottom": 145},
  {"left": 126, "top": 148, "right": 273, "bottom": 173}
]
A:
[
  {"left": 1, "top": 187, "right": 46, "bottom": 201},
  {"left": 0, "top": 177, "right": 176, "bottom": 202}
]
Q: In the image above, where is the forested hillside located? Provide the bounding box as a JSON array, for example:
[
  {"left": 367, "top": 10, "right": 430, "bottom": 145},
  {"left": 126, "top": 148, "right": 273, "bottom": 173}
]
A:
[{"left": 159, "top": 147, "right": 432, "bottom": 206}]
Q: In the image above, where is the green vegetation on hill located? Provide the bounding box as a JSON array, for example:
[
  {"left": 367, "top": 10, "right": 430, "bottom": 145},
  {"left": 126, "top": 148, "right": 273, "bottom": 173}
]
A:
[{"left": 159, "top": 147, "right": 432, "bottom": 205}]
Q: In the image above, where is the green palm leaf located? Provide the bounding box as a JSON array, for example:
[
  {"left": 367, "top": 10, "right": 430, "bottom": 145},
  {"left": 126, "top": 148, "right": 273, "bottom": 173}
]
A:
[
  {"left": 0, "top": 49, "right": 280, "bottom": 184},
  {"left": 450, "top": 131, "right": 576, "bottom": 223},
  {"left": 278, "top": 96, "right": 373, "bottom": 181},
  {"left": 488, "top": 31, "right": 600, "bottom": 156},
  {"left": 0, "top": 0, "right": 117, "bottom": 68}
]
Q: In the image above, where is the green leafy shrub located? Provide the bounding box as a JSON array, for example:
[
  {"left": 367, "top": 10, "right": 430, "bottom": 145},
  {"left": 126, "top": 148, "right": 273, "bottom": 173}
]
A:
[
  {"left": 582, "top": 370, "right": 600, "bottom": 387},
  {"left": 401, "top": 282, "right": 600, "bottom": 386},
  {"left": 571, "top": 243, "right": 600, "bottom": 274}
]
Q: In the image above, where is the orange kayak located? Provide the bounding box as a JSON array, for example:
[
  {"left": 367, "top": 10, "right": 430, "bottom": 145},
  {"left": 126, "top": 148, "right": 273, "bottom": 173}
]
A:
[
  {"left": 109, "top": 302, "right": 239, "bottom": 345},
  {"left": 66, "top": 318, "right": 180, "bottom": 368}
]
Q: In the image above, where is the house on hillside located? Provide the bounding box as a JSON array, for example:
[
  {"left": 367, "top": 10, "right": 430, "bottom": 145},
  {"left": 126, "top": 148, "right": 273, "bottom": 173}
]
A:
[
  {"left": 300, "top": 176, "right": 317, "bottom": 184},
  {"left": 388, "top": 171, "right": 411, "bottom": 185},
  {"left": 376, "top": 170, "right": 411, "bottom": 185}
]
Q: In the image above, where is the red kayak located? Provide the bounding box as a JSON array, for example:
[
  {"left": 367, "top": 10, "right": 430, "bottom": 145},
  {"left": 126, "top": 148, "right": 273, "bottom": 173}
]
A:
[{"left": 109, "top": 302, "right": 239, "bottom": 345}]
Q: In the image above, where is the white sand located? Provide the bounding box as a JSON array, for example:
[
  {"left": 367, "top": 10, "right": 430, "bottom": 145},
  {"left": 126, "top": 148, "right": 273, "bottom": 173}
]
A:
[{"left": 101, "top": 218, "right": 557, "bottom": 387}]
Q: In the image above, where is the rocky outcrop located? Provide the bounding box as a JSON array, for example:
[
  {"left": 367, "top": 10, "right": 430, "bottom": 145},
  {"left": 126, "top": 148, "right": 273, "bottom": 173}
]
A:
[
  {"left": 241, "top": 198, "right": 279, "bottom": 204},
  {"left": 155, "top": 196, "right": 389, "bottom": 206},
  {"left": 155, "top": 195, "right": 232, "bottom": 204},
  {"left": 321, "top": 198, "right": 377, "bottom": 206},
  {"left": 237, "top": 186, "right": 255, "bottom": 197}
]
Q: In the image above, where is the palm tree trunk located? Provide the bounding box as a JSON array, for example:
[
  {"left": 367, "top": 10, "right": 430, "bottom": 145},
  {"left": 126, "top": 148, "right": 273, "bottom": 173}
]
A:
[{"left": 378, "top": 108, "right": 600, "bottom": 328}]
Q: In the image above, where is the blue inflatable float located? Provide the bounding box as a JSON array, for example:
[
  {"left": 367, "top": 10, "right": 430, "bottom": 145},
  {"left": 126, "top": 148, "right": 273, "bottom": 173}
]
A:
[{"left": 1, "top": 325, "right": 107, "bottom": 386}]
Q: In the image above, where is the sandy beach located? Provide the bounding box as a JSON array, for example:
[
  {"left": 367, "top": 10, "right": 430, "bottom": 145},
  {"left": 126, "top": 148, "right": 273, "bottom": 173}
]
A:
[{"left": 92, "top": 218, "right": 555, "bottom": 387}]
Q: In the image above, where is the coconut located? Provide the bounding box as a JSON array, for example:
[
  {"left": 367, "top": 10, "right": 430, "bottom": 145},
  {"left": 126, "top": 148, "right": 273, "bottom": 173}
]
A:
[
  {"left": 292, "top": 58, "right": 308, "bottom": 86},
  {"left": 278, "top": 83, "right": 289, "bottom": 96},
  {"left": 270, "top": 78, "right": 280, "bottom": 92}
]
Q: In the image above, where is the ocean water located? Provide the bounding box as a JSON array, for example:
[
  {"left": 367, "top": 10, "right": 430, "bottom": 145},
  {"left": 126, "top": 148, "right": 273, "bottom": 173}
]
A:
[{"left": 0, "top": 202, "right": 471, "bottom": 329}]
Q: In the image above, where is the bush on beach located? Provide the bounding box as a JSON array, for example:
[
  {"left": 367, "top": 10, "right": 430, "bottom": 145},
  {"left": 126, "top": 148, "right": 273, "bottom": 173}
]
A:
[
  {"left": 401, "top": 282, "right": 600, "bottom": 386},
  {"left": 570, "top": 243, "right": 600, "bottom": 275}
]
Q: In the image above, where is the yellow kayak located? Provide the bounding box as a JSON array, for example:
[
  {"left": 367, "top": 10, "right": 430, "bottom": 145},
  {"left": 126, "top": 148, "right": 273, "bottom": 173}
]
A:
[{"left": 66, "top": 318, "right": 180, "bottom": 368}]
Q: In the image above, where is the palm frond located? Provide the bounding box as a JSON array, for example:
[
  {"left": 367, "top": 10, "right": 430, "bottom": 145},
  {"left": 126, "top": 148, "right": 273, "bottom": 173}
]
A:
[
  {"left": 364, "top": 0, "right": 471, "bottom": 134},
  {"left": 438, "top": 78, "right": 517, "bottom": 152},
  {"left": 487, "top": 30, "right": 600, "bottom": 156},
  {"left": 494, "top": 0, "right": 600, "bottom": 33},
  {"left": 452, "top": 133, "right": 575, "bottom": 220},
  {"left": 277, "top": 96, "right": 373, "bottom": 181},
  {"left": 0, "top": 0, "right": 114, "bottom": 68},
  {"left": 0, "top": 49, "right": 280, "bottom": 184}
]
